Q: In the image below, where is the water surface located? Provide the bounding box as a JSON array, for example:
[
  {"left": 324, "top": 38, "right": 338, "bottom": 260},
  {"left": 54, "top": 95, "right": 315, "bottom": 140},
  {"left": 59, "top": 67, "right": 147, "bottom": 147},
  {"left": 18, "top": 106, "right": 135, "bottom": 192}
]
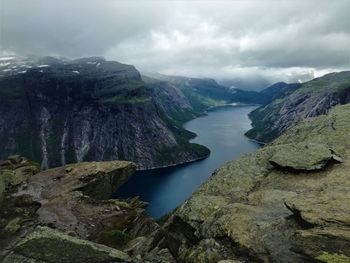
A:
[{"left": 115, "top": 105, "right": 260, "bottom": 218}]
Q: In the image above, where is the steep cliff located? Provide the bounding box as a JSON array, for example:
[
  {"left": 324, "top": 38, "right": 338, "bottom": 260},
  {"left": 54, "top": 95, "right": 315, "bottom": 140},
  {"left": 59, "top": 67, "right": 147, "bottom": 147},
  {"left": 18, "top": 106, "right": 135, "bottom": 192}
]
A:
[
  {"left": 145, "top": 104, "right": 350, "bottom": 263},
  {"left": 0, "top": 57, "right": 209, "bottom": 169},
  {"left": 0, "top": 156, "right": 166, "bottom": 262},
  {"left": 246, "top": 71, "right": 350, "bottom": 142}
]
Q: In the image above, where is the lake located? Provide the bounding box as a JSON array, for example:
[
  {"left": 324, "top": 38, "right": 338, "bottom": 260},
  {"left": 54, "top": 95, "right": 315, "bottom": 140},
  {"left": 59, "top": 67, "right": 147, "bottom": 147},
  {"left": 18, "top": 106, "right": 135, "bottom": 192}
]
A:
[{"left": 114, "top": 105, "right": 261, "bottom": 218}]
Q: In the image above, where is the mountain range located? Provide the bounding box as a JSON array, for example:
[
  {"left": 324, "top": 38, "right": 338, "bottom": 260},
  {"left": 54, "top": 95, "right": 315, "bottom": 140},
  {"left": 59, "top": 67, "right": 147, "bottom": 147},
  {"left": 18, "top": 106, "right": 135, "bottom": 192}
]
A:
[{"left": 0, "top": 56, "right": 293, "bottom": 170}]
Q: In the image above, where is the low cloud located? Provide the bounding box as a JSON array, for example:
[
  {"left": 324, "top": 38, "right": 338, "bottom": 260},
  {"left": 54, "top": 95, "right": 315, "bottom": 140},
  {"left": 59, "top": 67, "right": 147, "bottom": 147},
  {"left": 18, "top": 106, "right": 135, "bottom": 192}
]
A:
[{"left": 1, "top": 0, "right": 350, "bottom": 88}]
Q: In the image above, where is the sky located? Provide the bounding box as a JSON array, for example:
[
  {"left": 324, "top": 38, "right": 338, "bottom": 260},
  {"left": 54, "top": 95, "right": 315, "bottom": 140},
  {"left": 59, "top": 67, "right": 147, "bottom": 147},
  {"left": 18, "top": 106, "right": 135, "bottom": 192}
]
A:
[{"left": 1, "top": 0, "right": 350, "bottom": 89}]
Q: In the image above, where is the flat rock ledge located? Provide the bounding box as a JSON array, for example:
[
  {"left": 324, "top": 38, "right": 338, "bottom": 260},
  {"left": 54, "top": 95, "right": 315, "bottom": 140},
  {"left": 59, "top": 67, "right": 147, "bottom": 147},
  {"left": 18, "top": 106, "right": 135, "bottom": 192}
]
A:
[{"left": 269, "top": 142, "right": 343, "bottom": 171}]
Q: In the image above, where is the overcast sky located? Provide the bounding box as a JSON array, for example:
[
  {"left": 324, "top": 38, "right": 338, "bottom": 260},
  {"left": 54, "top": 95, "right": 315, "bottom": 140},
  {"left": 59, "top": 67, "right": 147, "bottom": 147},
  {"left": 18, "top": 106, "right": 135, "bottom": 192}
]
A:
[{"left": 1, "top": 0, "right": 350, "bottom": 87}]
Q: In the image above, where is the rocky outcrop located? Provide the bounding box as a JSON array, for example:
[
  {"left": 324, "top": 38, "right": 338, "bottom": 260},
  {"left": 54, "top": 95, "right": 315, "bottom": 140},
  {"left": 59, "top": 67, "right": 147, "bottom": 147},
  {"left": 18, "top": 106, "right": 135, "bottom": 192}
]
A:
[
  {"left": 3, "top": 226, "right": 131, "bottom": 263},
  {"left": 146, "top": 104, "right": 350, "bottom": 262},
  {"left": 0, "top": 56, "right": 209, "bottom": 170},
  {"left": 268, "top": 142, "right": 343, "bottom": 171},
  {"left": 246, "top": 71, "right": 350, "bottom": 142},
  {"left": 0, "top": 158, "right": 165, "bottom": 262},
  {"left": 0, "top": 155, "right": 40, "bottom": 188}
]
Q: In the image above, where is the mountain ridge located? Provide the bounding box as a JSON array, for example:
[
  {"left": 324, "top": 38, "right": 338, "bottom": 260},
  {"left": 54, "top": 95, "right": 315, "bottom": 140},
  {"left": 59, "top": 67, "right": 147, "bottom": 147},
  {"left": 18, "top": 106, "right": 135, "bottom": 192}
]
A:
[
  {"left": 0, "top": 56, "right": 210, "bottom": 170},
  {"left": 246, "top": 71, "right": 350, "bottom": 142}
]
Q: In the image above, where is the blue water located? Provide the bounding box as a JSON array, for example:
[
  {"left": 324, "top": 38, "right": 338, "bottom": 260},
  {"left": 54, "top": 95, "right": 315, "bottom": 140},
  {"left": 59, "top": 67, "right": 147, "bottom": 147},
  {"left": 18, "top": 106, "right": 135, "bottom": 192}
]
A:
[{"left": 115, "top": 105, "right": 260, "bottom": 218}]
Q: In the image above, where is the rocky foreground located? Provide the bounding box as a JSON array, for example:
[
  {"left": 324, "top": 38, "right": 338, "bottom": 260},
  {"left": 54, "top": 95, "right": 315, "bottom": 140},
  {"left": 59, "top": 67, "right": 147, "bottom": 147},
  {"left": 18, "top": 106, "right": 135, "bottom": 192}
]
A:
[
  {"left": 1, "top": 104, "right": 350, "bottom": 263},
  {"left": 154, "top": 104, "right": 350, "bottom": 262},
  {"left": 0, "top": 157, "right": 160, "bottom": 262}
]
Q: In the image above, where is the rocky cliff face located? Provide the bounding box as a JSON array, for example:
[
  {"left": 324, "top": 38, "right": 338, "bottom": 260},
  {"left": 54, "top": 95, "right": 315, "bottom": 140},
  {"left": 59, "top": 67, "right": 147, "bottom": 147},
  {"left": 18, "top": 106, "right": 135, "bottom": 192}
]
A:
[
  {"left": 0, "top": 57, "right": 209, "bottom": 169},
  {"left": 246, "top": 71, "right": 350, "bottom": 142},
  {"left": 141, "top": 104, "right": 350, "bottom": 262},
  {"left": 0, "top": 157, "right": 165, "bottom": 262}
]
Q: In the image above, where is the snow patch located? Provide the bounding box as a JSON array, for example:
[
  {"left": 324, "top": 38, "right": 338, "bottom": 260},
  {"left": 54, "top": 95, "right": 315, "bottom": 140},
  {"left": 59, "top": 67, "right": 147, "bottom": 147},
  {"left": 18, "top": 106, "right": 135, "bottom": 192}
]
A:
[{"left": 0, "top": 57, "right": 15, "bottom": 61}]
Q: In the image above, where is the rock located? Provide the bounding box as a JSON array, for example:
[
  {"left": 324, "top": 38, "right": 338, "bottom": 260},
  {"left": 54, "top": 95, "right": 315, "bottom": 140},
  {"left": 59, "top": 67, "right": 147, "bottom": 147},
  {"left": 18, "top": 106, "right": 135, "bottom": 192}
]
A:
[
  {"left": 8, "top": 155, "right": 22, "bottom": 164},
  {"left": 0, "top": 175, "right": 4, "bottom": 207},
  {"left": 3, "top": 226, "right": 131, "bottom": 262},
  {"left": 0, "top": 160, "right": 161, "bottom": 262},
  {"left": 155, "top": 104, "right": 350, "bottom": 262},
  {"left": 246, "top": 71, "right": 350, "bottom": 143},
  {"left": 0, "top": 156, "right": 40, "bottom": 188},
  {"left": 11, "top": 161, "right": 139, "bottom": 238},
  {"left": 269, "top": 142, "right": 342, "bottom": 171},
  {"left": 291, "top": 227, "right": 350, "bottom": 262},
  {"left": 4, "top": 217, "right": 21, "bottom": 234}
]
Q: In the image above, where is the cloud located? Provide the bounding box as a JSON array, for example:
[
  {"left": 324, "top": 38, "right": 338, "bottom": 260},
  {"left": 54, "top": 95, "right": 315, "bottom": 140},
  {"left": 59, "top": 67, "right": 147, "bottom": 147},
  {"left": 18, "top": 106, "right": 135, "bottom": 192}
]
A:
[{"left": 1, "top": 0, "right": 350, "bottom": 88}]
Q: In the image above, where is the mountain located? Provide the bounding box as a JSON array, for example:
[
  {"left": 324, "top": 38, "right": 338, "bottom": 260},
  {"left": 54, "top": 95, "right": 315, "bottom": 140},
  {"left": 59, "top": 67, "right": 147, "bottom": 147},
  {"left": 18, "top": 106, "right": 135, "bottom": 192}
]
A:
[
  {"left": 246, "top": 71, "right": 350, "bottom": 142},
  {"left": 143, "top": 72, "right": 269, "bottom": 109},
  {"left": 260, "top": 81, "right": 302, "bottom": 101},
  {"left": 218, "top": 75, "right": 271, "bottom": 91},
  {"left": 143, "top": 73, "right": 233, "bottom": 112},
  {"left": 0, "top": 56, "right": 209, "bottom": 169},
  {"left": 3, "top": 104, "right": 350, "bottom": 262}
]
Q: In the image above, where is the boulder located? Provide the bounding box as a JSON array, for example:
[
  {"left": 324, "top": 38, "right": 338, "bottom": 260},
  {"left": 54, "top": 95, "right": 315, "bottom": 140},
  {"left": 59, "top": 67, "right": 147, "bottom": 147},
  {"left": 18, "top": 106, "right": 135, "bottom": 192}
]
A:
[
  {"left": 3, "top": 226, "right": 131, "bottom": 263},
  {"left": 0, "top": 156, "right": 40, "bottom": 188},
  {"left": 269, "top": 142, "right": 342, "bottom": 171},
  {"left": 11, "top": 161, "right": 141, "bottom": 239}
]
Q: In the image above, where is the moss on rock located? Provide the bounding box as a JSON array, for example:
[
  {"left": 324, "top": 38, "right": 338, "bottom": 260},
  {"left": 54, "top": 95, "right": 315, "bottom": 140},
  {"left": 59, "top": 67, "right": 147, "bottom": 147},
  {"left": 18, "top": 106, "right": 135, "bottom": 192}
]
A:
[
  {"left": 316, "top": 252, "right": 350, "bottom": 263},
  {"left": 7, "top": 226, "right": 131, "bottom": 263}
]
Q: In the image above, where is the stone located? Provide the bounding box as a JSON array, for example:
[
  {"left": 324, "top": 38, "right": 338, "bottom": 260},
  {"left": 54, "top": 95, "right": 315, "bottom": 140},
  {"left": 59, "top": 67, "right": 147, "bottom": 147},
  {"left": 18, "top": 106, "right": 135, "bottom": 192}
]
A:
[
  {"left": 0, "top": 175, "right": 5, "bottom": 207},
  {"left": 269, "top": 142, "right": 342, "bottom": 171},
  {"left": 4, "top": 217, "right": 21, "bottom": 234},
  {"left": 8, "top": 155, "right": 22, "bottom": 165},
  {"left": 4, "top": 226, "right": 131, "bottom": 262},
  {"left": 0, "top": 159, "right": 161, "bottom": 262},
  {"left": 0, "top": 156, "right": 40, "bottom": 188}
]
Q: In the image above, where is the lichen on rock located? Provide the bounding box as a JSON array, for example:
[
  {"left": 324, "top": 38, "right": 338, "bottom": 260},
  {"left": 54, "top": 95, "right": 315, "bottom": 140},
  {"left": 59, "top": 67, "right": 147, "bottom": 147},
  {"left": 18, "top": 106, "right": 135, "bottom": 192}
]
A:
[
  {"left": 269, "top": 142, "right": 342, "bottom": 171},
  {"left": 4, "top": 226, "right": 131, "bottom": 263}
]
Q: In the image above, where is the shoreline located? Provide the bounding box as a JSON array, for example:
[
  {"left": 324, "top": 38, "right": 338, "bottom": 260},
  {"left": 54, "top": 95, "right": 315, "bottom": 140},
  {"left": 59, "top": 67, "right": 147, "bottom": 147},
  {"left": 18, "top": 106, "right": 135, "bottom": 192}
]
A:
[
  {"left": 137, "top": 104, "right": 261, "bottom": 172},
  {"left": 246, "top": 136, "right": 267, "bottom": 146},
  {"left": 136, "top": 153, "right": 210, "bottom": 172}
]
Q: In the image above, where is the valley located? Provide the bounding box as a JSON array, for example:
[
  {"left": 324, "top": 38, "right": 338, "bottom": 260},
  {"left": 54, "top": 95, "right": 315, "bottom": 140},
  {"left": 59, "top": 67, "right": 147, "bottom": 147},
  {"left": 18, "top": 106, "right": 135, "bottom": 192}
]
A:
[
  {"left": 1, "top": 56, "right": 350, "bottom": 263},
  {"left": 115, "top": 105, "right": 260, "bottom": 218}
]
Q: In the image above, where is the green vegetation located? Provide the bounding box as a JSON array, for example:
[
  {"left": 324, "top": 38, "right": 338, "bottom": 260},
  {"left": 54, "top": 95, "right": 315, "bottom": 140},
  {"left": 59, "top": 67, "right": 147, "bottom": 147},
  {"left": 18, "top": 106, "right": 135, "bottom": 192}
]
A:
[
  {"left": 316, "top": 252, "right": 350, "bottom": 263},
  {"left": 98, "top": 229, "right": 132, "bottom": 249},
  {"left": 99, "top": 95, "right": 151, "bottom": 104}
]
